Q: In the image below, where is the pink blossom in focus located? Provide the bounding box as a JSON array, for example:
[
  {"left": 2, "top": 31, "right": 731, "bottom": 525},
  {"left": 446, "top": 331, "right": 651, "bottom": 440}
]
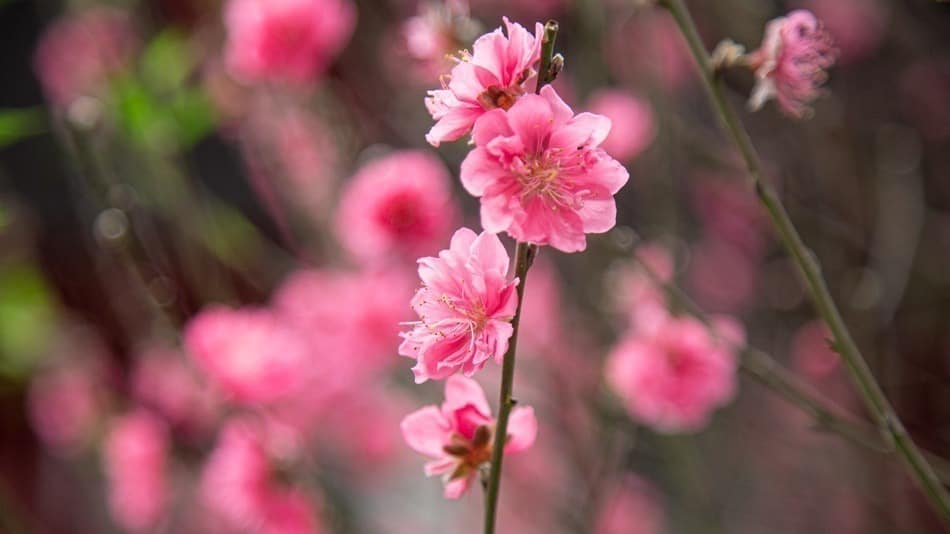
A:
[
  {"left": 131, "top": 347, "right": 220, "bottom": 435},
  {"left": 798, "top": 0, "right": 887, "bottom": 64},
  {"left": 605, "top": 313, "right": 743, "bottom": 433},
  {"left": 223, "top": 0, "right": 356, "bottom": 85},
  {"left": 460, "top": 85, "right": 629, "bottom": 252},
  {"left": 400, "top": 375, "right": 537, "bottom": 498},
  {"left": 747, "top": 10, "right": 838, "bottom": 118},
  {"left": 335, "top": 151, "right": 458, "bottom": 263},
  {"left": 594, "top": 475, "right": 665, "bottom": 534},
  {"left": 184, "top": 306, "right": 311, "bottom": 404},
  {"left": 586, "top": 90, "right": 656, "bottom": 162},
  {"left": 425, "top": 17, "right": 543, "bottom": 146},
  {"left": 28, "top": 360, "right": 106, "bottom": 455},
  {"left": 399, "top": 228, "right": 519, "bottom": 383},
  {"left": 102, "top": 410, "right": 169, "bottom": 532},
  {"left": 33, "top": 7, "right": 136, "bottom": 107}
]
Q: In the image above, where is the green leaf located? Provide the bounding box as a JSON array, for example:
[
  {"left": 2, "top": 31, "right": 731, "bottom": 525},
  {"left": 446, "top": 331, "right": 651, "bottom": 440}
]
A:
[{"left": 0, "top": 108, "right": 46, "bottom": 148}]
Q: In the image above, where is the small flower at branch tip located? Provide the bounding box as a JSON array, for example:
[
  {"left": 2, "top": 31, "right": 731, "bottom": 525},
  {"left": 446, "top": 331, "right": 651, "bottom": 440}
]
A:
[
  {"left": 398, "top": 228, "right": 519, "bottom": 382},
  {"left": 401, "top": 375, "right": 537, "bottom": 498},
  {"left": 710, "top": 39, "right": 747, "bottom": 72},
  {"left": 745, "top": 9, "right": 838, "bottom": 118},
  {"left": 424, "top": 17, "right": 545, "bottom": 146}
]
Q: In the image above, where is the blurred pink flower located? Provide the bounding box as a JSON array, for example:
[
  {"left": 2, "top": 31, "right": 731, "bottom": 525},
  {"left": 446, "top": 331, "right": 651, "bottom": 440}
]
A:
[
  {"left": 28, "top": 359, "right": 107, "bottom": 455},
  {"left": 692, "top": 178, "right": 767, "bottom": 256},
  {"left": 200, "top": 419, "right": 323, "bottom": 532},
  {"left": 791, "top": 320, "right": 839, "bottom": 380},
  {"left": 200, "top": 420, "right": 273, "bottom": 529},
  {"left": 274, "top": 268, "right": 412, "bottom": 384},
  {"left": 606, "top": 11, "right": 693, "bottom": 90},
  {"left": 586, "top": 90, "right": 656, "bottom": 162},
  {"left": 460, "top": 85, "right": 629, "bottom": 252},
  {"left": 396, "top": 0, "right": 476, "bottom": 83},
  {"left": 33, "top": 7, "right": 136, "bottom": 107},
  {"left": 798, "top": 0, "right": 887, "bottom": 64},
  {"left": 425, "top": 17, "right": 543, "bottom": 146},
  {"left": 184, "top": 306, "right": 311, "bottom": 405},
  {"left": 687, "top": 237, "right": 759, "bottom": 314},
  {"left": 594, "top": 475, "right": 665, "bottom": 534},
  {"left": 102, "top": 410, "right": 169, "bottom": 532},
  {"left": 335, "top": 151, "right": 458, "bottom": 263},
  {"left": 223, "top": 0, "right": 356, "bottom": 85},
  {"left": 613, "top": 243, "right": 674, "bottom": 332},
  {"left": 259, "top": 489, "right": 323, "bottom": 534},
  {"left": 747, "top": 10, "right": 838, "bottom": 118},
  {"left": 131, "top": 347, "right": 220, "bottom": 435},
  {"left": 605, "top": 313, "right": 742, "bottom": 433},
  {"left": 399, "top": 229, "right": 519, "bottom": 383},
  {"left": 400, "top": 375, "right": 537, "bottom": 498},
  {"left": 518, "top": 258, "right": 565, "bottom": 354},
  {"left": 241, "top": 104, "right": 340, "bottom": 225}
]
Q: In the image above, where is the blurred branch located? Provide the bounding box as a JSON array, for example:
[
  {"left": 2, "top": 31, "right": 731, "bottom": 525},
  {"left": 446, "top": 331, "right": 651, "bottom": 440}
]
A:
[
  {"left": 659, "top": 0, "right": 950, "bottom": 520},
  {"left": 629, "top": 244, "right": 950, "bottom": 486}
]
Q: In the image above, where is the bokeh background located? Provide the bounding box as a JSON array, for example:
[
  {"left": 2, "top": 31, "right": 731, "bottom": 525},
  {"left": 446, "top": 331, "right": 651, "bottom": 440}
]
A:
[{"left": 2, "top": 0, "right": 950, "bottom": 532}]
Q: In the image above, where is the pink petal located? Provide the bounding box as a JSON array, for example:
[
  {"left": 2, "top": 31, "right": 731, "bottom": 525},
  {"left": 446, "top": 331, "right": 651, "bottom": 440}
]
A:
[
  {"left": 504, "top": 406, "right": 538, "bottom": 453},
  {"left": 442, "top": 375, "right": 491, "bottom": 417},
  {"left": 400, "top": 406, "right": 450, "bottom": 457},
  {"left": 443, "top": 475, "right": 472, "bottom": 499}
]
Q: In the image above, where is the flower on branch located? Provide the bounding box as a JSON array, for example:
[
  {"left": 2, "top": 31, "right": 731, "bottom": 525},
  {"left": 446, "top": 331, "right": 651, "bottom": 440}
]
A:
[{"left": 401, "top": 375, "right": 537, "bottom": 498}]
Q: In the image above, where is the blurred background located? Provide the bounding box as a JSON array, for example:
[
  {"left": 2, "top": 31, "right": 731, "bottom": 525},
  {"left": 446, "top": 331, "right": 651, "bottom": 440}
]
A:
[{"left": 2, "top": 0, "right": 950, "bottom": 532}]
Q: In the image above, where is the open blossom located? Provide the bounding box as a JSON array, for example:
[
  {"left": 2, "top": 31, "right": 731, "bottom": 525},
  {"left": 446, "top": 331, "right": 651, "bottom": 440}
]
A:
[
  {"left": 223, "top": 0, "right": 356, "bottom": 85},
  {"left": 335, "top": 151, "right": 458, "bottom": 263},
  {"left": 401, "top": 375, "right": 537, "bottom": 498},
  {"left": 460, "top": 85, "right": 629, "bottom": 252},
  {"left": 184, "top": 306, "right": 311, "bottom": 404},
  {"left": 425, "top": 17, "right": 543, "bottom": 146},
  {"left": 747, "top": 10, "right": 838, "bottom": 118},
  {"left": 586, "top": 90, "right": 656, "bottom": 162},
  {"left": 399, "top": 228, "right": 519, "bottom": 383},
  {"left": 33, "top": 7, "right": 137, "bottom": 107},
  {"left": 102, "top": 410, "right": 169, "bottom": 532},
  {"left": 605, "top": 313, "right": 743, "bottom": 433},
  {"left": 131, "top": 347, "right": 220, "bottom": 435}
]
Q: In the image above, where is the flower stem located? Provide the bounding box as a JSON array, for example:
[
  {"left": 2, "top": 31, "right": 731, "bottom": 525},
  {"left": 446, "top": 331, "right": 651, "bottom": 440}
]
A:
[
  {"left": 660, "top": 0, "right": 950, "bottom": 520},
  {"left": 483, "top": 241, "right": 536, "bottom": 534},
  {"left": 482, "top": 22, "right": 558, "bottom": 534}
]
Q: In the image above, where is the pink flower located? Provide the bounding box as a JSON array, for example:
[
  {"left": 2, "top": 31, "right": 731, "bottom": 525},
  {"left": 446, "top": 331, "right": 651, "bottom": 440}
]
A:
[
  {"left": 747, "top": 10, "right": 838, "bottom": 118},
  {"left": 102, "top": 410, "right": 169, "bottom": 532},
  {"left": 594, "top": 475, "right": 665, "bottom": 534},
  {"left": 131, "top": 347, "right": 220, "bottom": 435},
  {"left": 223, "top": 0, "right": 356, "bottom": 85},
  {"left": 184, "top": 306, "right": 311, "bottom": 405},
  {"left": 460, "top": 85, "right": 629, "bottom": 252},
  {"left": 200, "top": 420, "right": 273, "bottom": 529},
  {"left": 605, "top": 313, "right": 743, "bottom": 433},
  {"left": 28, "top": 359, "right": 107, "bottom": 455},
  {"left": 791, "top": 320, "right": 839, "bottom": 379},
  {"left": 335, "top": 151, "right": 458, "bottom": 263},
  {"left": 274, "top": 268, "right": 412, "bottom": 384},
  {"left": 400, "top": 375, "right": 537, "bottom": 498},
  {"left": 425, "top": 17, "right": 543, "bottom": 146},
  {"left": 33, "top": 7, "right": 136, "bottom": 107},
  {"left": 586, "top": 90, "right": 656, "bottom": 162},
  {"left": 398, "top": 228, "right": 519, "bottom": 383},
  {"left": 200, "top": 419, "right": 324, "bottom": 532}
]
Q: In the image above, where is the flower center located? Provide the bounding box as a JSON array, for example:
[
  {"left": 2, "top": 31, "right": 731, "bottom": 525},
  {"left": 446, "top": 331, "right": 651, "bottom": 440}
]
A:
[
  {"left": 477, "top": 85, "right": 524, "bottom": 111},
  {"left": 443, "top": 424, "right": 494, "bottom": 478}
]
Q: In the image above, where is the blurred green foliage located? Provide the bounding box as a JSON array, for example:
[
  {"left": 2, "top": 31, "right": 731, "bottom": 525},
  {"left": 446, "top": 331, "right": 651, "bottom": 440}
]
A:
[{"left": 0, "top": 264, "right": 56, "bottom": 380}]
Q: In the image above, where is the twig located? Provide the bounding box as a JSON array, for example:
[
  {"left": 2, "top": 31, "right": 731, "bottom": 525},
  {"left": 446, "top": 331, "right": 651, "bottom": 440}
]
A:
[{"left": 656, "top": 0, "right": 950, "bottom": 519}]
